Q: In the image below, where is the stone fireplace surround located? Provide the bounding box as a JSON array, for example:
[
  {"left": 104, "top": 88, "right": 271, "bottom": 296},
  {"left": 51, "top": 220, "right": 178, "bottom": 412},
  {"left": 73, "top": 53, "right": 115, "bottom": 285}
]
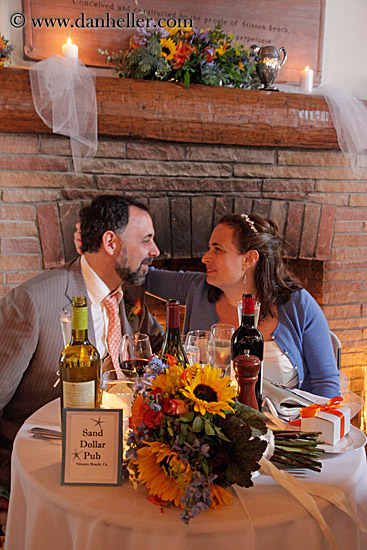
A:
[{"left": 0, "top": 68, "right": 367, "bottom": 414}]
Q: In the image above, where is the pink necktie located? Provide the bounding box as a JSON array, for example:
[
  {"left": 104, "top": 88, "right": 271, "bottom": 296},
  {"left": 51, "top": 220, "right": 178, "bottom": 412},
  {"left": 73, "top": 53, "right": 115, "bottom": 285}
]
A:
[{"left": 103, "top": 292, "right": 122, "bottom": 376}]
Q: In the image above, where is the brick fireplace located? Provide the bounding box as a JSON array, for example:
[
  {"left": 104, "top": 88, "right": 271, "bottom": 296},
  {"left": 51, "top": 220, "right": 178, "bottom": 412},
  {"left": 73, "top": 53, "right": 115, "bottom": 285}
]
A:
[{"left": 0, "top": 69, "right": 366, "bottom": 427}]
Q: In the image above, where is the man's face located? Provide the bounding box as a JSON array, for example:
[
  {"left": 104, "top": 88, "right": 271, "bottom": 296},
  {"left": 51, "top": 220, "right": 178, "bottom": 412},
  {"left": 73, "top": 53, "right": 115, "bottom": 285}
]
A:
[{"left": 114, "top": 206, "right": 160, "bottom": 284}]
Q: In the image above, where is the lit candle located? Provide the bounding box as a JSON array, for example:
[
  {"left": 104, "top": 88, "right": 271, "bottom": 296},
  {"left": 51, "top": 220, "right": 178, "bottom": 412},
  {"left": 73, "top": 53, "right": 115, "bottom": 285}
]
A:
[
  {"left": 299, "top": 66, "right": 314, "bottom": 93},
  {"left": 62, "top": 37, "right": 78, "bottom": 59}
]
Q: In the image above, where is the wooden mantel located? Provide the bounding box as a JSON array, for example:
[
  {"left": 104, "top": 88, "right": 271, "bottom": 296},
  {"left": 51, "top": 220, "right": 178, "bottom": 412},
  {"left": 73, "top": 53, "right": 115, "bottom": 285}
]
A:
[{"left": 0, "top": 68, "right": 338, "bottom": 149}]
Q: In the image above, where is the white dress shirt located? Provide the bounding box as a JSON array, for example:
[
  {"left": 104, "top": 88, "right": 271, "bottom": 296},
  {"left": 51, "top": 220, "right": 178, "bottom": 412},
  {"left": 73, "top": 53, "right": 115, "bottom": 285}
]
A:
[{"left": 80, "top": 255, "right": 122, "bottom": 359}]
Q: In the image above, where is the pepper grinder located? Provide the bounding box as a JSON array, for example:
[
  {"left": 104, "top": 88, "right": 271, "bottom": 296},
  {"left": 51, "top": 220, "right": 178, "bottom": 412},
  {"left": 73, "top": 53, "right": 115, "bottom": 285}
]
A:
[{"left": 233, "top": 350, "right": 261, "bottom": 411}]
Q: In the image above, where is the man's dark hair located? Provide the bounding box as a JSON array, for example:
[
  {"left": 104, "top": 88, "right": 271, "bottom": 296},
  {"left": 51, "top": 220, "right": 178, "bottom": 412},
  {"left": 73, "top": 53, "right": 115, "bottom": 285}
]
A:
[{"left": 80, "top": 195, "right": 149, "bottom": 253}]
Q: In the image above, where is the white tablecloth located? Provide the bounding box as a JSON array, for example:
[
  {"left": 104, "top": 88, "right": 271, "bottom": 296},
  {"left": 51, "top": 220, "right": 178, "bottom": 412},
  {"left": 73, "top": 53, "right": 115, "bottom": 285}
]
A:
[{"left": 5, "top": 399, "right": 367, "bottom": 550}]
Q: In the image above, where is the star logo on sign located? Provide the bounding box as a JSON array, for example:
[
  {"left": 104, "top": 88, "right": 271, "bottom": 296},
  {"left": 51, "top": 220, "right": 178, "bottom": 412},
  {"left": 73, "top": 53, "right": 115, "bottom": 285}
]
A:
[
  {"left": 91, "top": 417, "right": 105, "bottom": 428},
  {"left": 72, "top": 448, "right": 82, "bottom": 460}
]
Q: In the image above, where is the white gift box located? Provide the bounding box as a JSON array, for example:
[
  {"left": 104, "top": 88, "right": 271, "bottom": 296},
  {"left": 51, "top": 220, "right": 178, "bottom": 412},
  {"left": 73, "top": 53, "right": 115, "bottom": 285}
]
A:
[{"left": 301, "top": 406, "right": 351, "bottom": 445}]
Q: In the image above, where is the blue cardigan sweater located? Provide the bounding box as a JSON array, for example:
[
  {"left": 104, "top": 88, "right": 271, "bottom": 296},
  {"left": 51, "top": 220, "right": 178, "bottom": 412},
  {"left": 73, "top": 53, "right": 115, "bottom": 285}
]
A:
[{"left": 146, "top": 268, "right": 340, "bottom": 398}]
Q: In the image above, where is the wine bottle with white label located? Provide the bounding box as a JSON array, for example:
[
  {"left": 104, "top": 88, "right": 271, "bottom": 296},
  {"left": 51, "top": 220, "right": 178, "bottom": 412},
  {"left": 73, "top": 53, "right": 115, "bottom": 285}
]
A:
[
  {"left": 59, "top": 296, "right": 101, "bottom": 413},
  {"left": 231, "top": 294, "right": 264, "bottom": 410}
]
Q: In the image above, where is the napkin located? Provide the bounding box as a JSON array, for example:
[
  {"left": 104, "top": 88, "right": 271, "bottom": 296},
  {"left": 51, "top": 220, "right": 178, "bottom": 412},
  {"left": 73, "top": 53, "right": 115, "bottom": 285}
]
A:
[
  {"left": 262, "top": 376, "right": 364, "bottom": 420},
  {"left": 262, "top": 378, "right": 314, "bottom": 419}
]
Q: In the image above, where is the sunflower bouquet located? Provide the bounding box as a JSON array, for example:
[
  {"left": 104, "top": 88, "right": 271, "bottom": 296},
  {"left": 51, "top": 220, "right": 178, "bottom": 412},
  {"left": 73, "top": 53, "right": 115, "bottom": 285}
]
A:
[
  {"left": 99, "top": 22, "right": 261, "bottom": 89},
  {"left": 0, "top": 34, "right": 15, "bottom": 67},
  {"left": 125, "top": 356, "right": 268, "bottom": 523}
]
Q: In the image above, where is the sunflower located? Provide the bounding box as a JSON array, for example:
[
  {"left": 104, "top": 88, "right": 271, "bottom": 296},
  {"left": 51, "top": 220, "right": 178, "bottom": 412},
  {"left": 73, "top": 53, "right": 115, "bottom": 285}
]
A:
[
  {"left": 161, "top": 22, "right": 193, "bottom": 37},
  {"left": 181, "top": 365, "right": 237, "bottom": 417},
  {"left": 150, "top": 362, "right": 186, "bottom": 396},
  {"left": 134, "top": 441, "right": 191, "bottom": 506},
  {"left": 210, "top": 484, "right": 233, "bottom": 510},
  {"left": 159, "top": 37, "right": 177, "bottom": 61}
]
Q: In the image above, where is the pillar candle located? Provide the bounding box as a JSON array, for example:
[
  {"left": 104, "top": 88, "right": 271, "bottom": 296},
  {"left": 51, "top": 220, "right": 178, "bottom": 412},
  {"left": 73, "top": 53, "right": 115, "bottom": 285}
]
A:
[
  {"left": 62, "top": 37, "right": 78, "bottom": 59},
  {"left": 299, "top": 66, "right": 314, "bottom": 93}
]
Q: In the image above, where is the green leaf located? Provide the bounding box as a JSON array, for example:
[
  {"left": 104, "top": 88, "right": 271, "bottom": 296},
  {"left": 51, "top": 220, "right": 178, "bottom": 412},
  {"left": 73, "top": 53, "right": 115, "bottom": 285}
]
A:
[
  {"left": 184, "top": 69, "right": 190, "bottom": 88},
  {"left": 180, "top": 412, "right": 194, "bottom": 423},
  {"left": 233, "top": 401, "right": 267, "bottom": 436},
  {"left": 201, "top": 460, "right": 209, "bottom": 476},
  {"left": 204, "top": 422, "right": 215, "bottom": 436},
  {"left": 180, "top": 423, "right": 188, "bottom": 436},
  {"left": 192, "top": 416, "right": 204, "bottom": 433}
]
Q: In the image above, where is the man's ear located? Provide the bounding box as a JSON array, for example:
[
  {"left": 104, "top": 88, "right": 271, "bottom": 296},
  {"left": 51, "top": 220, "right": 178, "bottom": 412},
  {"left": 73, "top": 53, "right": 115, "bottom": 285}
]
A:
[
  {"left": 243, "top": 249, "right": 259, "bottom": 269},
  {"left": 101, "top": 231, "right": 118, "bottom": 256}
]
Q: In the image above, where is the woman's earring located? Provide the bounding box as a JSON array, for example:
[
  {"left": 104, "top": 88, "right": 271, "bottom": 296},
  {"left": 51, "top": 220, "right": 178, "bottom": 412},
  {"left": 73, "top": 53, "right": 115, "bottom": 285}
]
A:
[{"left": 243, "top": 269, "right": 247, "bottom": 285}]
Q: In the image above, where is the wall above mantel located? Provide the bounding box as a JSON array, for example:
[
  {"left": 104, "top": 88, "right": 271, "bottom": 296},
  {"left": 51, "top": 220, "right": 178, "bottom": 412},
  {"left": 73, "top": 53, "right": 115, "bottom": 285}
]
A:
[{"left": 0, "top": 68, "right": 339, "bottom": 149}]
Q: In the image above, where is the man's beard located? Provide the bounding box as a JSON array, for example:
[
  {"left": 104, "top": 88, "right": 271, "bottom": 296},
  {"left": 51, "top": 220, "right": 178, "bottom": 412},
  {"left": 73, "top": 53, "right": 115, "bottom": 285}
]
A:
[{"left": 114, "top": 253, "right": 153, "bottom": 285}]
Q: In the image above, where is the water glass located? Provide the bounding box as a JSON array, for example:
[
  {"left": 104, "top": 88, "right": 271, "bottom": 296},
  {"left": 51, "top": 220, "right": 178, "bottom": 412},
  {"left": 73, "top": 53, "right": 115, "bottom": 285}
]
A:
[
  {"left": 237, "top": 301, "right": 261, "bottom": 327},
  {"left": 119, "top": 333, "right": 152, "bottom": 375},
  {"left": 185, "top": 330, "right": 215, "bottom": 365},
  {"left": 59, "top": 304, "right": 72, "bottom": 346},
  {"left": 210, "top": 324, "right": 235, "bottom": 376}
]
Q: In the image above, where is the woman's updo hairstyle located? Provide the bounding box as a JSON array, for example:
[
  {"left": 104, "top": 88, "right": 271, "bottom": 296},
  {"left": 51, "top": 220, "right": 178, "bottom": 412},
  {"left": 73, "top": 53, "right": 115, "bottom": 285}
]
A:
[{"left": 209, "top": 213, "right": 302, "bottom": 319}]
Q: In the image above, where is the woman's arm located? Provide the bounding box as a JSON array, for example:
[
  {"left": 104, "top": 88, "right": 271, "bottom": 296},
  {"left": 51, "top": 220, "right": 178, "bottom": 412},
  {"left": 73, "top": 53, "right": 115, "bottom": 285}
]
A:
[
  {"left": 145, "top": 267, "right": 206, "bottom": 306},
  {"left": 302, "top": 293, "right": 341, "bottom": 397}
]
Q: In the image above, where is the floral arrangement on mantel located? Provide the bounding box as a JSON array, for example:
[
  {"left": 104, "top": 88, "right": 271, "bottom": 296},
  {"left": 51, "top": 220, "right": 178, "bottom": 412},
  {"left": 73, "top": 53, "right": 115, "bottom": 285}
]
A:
[
  {"left": 125, "top": 356, "right": 324, "bottom": 523},
  {"left": 99, "top": 22, "right": 261, "bottom": 89},
  {"left": 0, "top": 34, "right": 15, "bottom": 67}
]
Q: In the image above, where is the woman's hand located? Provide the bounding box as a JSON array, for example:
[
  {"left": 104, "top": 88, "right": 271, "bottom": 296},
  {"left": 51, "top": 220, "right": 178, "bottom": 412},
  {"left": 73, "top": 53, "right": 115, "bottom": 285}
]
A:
[{"left": 74, "top": 222, "right": 83, "bottom": 255}]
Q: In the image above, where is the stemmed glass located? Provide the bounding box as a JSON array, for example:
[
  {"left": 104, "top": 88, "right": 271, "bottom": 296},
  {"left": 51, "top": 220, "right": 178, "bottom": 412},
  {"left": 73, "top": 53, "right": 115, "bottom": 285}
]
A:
[
  {"left": 185, "top": 330, "right": 215, "bottom": 365},
  {"left": 210, "top": 324, "right": 235, "bottom": 377},
  {"left": 119, "top": 332, "right": 152, "bottom": 376}
]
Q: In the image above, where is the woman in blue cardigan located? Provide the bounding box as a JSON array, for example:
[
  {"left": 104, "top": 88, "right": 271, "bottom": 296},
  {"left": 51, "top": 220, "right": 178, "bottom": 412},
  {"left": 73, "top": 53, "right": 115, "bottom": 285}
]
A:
[{"left": 145, "top": 213, "right": 340, "bottom": 398}]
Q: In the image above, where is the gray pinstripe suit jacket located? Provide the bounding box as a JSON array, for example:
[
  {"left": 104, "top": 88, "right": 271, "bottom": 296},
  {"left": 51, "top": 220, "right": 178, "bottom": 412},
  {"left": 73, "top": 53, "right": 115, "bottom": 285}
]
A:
[{"left": 0, "top": 258, "right": 164, "bottom": 490}]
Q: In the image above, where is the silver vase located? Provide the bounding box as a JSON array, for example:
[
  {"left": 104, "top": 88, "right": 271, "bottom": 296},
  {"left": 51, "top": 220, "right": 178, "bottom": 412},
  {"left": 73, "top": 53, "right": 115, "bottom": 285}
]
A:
[{"left": 251, "top": 45, "right": 287, "bottom": 91}]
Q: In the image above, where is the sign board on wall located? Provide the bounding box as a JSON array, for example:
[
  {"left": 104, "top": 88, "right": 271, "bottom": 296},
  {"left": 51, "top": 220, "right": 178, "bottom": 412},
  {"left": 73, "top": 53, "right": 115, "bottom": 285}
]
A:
[{"left": 22, "top": 0, "right": 325, "bottom": 83}]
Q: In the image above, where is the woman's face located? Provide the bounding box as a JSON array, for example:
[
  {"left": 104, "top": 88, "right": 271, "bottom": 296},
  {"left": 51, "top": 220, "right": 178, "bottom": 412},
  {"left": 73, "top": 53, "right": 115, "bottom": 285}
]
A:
[{"left": 202, "top": 224, "right": 246, "bottom": 289}]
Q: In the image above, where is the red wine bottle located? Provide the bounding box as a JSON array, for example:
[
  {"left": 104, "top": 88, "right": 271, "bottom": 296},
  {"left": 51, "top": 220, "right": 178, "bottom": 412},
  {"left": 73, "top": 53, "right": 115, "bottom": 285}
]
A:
[
  {"left": 161, "top": 300, "right": 189, "bottom": 367},
  {"left": 231, "top": 294, "right": 264, "bottom": 409}
]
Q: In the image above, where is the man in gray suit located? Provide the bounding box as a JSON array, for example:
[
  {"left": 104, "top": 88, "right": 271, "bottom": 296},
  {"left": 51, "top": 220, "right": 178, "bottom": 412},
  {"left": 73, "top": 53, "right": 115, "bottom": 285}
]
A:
[{"left": 0, "top": 195, "right": 164, "bottom": 505}]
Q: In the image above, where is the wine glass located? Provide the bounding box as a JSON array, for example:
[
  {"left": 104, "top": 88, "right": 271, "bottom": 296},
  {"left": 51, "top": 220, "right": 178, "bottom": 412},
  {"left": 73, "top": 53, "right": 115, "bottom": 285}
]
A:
[
  {"left": 59, "top": 304, "right": 72, "bottom": 347},
  {"left": 185, "top": 330, "right": 215, "bottom": 365},
  {"left": 119, "top": 333, "right": 152, "bottom": 376},
  {"left": 210, "top": 324, "right": 235, "bottom": 377},
  {"left": 182, "top": 335, "right": 200, "bottom": 366}
]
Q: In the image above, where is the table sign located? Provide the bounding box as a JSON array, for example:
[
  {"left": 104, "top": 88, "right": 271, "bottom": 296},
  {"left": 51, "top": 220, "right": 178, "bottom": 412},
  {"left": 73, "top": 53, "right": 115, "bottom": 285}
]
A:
[{"left": 61, "top": 408, "right": 122, "bottom": 486}]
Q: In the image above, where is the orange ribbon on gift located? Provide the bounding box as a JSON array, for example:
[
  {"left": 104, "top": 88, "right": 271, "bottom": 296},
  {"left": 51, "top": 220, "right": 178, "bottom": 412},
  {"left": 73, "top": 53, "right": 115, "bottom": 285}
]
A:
[{"left": 299, "top": 396, "right": 345, "bottom": 439}]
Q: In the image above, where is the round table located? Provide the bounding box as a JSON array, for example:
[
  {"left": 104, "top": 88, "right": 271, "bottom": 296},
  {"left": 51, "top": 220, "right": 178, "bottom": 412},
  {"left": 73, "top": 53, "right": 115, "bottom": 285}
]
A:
[{"left": 4, "top": 399, "right": 367, "bottom": 550}]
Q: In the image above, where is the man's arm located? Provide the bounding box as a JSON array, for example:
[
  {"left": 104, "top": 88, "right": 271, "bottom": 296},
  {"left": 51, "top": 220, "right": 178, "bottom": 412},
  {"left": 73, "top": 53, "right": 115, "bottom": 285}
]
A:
[{"left": 0, "top": 287, "right": 39, "bottom": 411}]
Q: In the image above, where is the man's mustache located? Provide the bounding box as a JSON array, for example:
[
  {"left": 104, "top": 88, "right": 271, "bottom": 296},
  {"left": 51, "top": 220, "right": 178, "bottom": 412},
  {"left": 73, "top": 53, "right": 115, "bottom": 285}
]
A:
[{"left": 141, "top": 257, "right": 154, "bottom": 267}]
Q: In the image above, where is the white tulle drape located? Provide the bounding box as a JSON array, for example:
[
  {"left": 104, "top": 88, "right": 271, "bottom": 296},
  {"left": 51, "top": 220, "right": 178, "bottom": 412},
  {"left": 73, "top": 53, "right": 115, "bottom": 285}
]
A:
[
  {"left": 313, "top": 85, "right": 367, "bottom": 157},
  {"left": 29, "top": 54, "right": 97, "bottom": 173}
]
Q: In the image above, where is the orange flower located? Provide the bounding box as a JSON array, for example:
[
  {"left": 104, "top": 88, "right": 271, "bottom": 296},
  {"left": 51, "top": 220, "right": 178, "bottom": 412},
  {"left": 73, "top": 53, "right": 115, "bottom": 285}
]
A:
[
  {"left": 131, "top": 298, "right": 142, "bottom": 315},
  {"left": 129, "top": 37, "right": 141, "bottom": 50},
  {"left": 204, "top": 47, "right": 216, "bottom": 62},
  {"left": 162, "top": 398, "right": 189, "bottom": 415},
  {"left": 172, "top": 41, "right": 194, "bottom": 69},
  {"left": 130, "top": 393, "right": 162, "bottom": 430}
]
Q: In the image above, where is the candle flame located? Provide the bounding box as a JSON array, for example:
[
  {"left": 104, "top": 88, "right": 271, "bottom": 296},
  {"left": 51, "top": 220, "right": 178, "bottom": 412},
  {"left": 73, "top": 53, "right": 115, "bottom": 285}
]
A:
[
  {"left": 305, "top": 66, "right": 310, "bottom": 71},
  {"left": 67, "top": 37, "right": 72, "bottom": 45}
]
